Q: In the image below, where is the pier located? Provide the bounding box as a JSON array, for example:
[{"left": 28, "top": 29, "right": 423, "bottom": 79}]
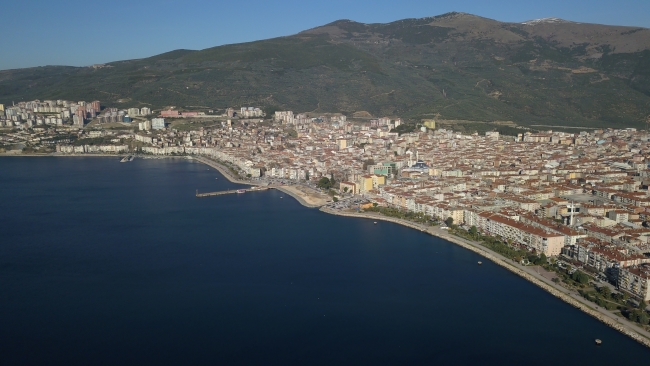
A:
[{"left": 196, "top": 186, "right": 273, "bottom": 197}]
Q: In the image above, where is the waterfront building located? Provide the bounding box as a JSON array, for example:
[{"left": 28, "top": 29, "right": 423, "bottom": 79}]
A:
[{"left": 618, "top": 264, "right": 650, "bottom": 301}]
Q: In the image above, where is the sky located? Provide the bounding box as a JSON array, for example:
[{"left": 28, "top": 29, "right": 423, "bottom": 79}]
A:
[{"left": 2, "top": 0, "right": 649, "bottom": 71}]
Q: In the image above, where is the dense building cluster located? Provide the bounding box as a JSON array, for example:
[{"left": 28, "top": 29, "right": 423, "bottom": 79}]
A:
[
  {"left": 127, "top": 119, "right": 650, "bottom": 302},
  {"left": 0, "top": 100, "right": 154, "bottom": 128},
  {"left": 3, "top": 99, "right": 650, "bottom": 301}
]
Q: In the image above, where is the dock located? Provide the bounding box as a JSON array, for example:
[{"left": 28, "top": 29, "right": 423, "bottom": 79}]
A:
[{"left": 196, "top": 186, "right": 272, "bottom": 197}]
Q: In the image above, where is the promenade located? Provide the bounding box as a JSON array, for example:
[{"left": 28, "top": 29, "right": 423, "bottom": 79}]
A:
[
  {"left": 320, "top": 207, "right": 650, "bottom": 348},
  {"left": 190, "top": 156, "right": 259, "bottom": 186}
]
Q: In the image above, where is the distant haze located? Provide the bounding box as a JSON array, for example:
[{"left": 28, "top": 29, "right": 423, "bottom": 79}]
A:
[{"left": 1, "top": 0, "right": 649, "bottom": 70}]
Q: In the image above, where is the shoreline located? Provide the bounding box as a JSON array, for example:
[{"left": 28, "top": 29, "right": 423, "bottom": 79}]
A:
[
  {"left": 189, "top": 156, "right": 259, "bottom": 186},
  {"left": 189, "top": 156, "right": 329, "bottom": 207},
  {"left": 273, "top": 186, "right": 326, "bottom": 208},
  {"left": 320, "top": 207, "right": 650, "bottom": 349},
  {"left": 0, "top": 153, "right": 124, "bottom": 158},
  {"left": 7, "top": 153, "right": 650, "bottom": 348}
]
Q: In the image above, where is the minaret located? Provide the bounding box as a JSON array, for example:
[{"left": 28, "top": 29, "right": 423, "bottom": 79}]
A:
[{"left": 570, "top": 201, "right": 575, "bottom": 227}]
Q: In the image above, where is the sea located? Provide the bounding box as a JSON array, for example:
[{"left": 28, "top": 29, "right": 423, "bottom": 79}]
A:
[{"left": 1, "top": 156, "right": 649, "bottom": 365}]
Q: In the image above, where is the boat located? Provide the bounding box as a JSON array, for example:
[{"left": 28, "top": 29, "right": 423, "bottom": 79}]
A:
[
  {"left": 236, "top": 189, "right": 246, "bottom": 194},
  {"left": 127, "top": 155, "right": 134, "bottom": 161},
  {"left": 374, "top": 222, "right": 377, "bottom": 224},
  {"left": 595, "top": 339, "right": 602, "bottom": 345},
  {"left": 120, "top": 156, "right": 128, "bottom": 163},
  {"left": 478, "top": 261, "right": 482, "bottom": 265}
]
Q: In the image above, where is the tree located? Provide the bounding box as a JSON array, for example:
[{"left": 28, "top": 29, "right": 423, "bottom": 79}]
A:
[
  {"left": 372, "top": 203, "right": 378, "bottom": 207},
  {"left": 640, "top": 311, "right": 650, "bottom": 325},
  {"left": 571, "top": 271, "right": 589, "bottom": 285},
  {"left": 286, "top": 129, "right": 298, "bottom": 138},
  {"left": 332, "top": 197, "right": 339, "bottom": 202},
  {"left": 599, "top": 286, "right": 611, "bottom": 299},
  {"left": 469, "top": 226, "right": 478, "bottom": 238},
  {"left": 317, "top": 177, "right": 332, "bottom": 189},
  {"left": 638, "top": 298, "right": 647, "bottom": 310},
  {"left": 539, "top": 253, "right": 547, "bottom": 265},
  {"left": 444, "top": 217, "right": 454, "bottom": 227},
  {"left": 343, "top": 187, "right": 349, "bottom": 193}
]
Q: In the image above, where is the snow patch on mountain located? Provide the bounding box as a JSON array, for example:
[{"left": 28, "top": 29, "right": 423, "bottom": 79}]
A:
[{"left": 522, "top": 18, "right": 576, "bottom": 25}]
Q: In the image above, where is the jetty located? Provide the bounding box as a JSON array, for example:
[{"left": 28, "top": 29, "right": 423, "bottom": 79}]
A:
[{"left": 196, "top": 186, "right": 272, "bottom": 197}]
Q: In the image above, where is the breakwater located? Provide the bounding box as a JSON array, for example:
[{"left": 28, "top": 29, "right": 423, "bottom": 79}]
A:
[{"left": 196, "top": 187, "right": 270, "bottom": 197}]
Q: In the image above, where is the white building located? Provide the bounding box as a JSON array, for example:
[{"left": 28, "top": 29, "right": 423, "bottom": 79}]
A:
[{"left": 151, "top": 118, "right": 165, "bottom": 130}]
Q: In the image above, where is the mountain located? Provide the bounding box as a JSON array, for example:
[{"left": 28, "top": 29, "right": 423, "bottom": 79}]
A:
[{"left": 2, "top": 12, "right": 650, "bottom": 128}]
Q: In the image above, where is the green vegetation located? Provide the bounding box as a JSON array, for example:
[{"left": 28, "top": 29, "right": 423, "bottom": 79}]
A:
[
  {"left": 578, "top": 285, "right": 650, "bottom": 326},
  {"left": 317, "top": 177, "right": 335, "bottom": 190},
  {"left": 454, "top": 228, "right": 529, "bottom": 260},
  {"left": 392, "top": 123, "right": 420, "bottom": 135},
  {"left": 72, "top": 137, "right": 117, "bottom": 146},
  {"left": 286, "top": 129, "right": 298, "bottom": 138},
  {"left": 571, "top": 270, "right": 590, "bottom": 285},
  {"left": 1, "top": 15, "right": 649, "bottom": 129},
  {"left": 444, "top": 217, "right": 454, "bottom": 227},
  {"left": 453, "top": 225, "right": 650, "bottom": 328},
  {"left": 364, "top": 206, "right": 437, "bottom": 225},
  {"left": 22, "top": 147, "right": 49, "bottom": 154}
]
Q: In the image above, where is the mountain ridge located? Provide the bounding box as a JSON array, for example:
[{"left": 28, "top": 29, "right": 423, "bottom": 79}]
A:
[{"left": 1, "top": 12, "right": 650, "bottom": 129}]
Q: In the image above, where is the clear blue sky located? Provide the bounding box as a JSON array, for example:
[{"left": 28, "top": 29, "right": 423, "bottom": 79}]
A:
[{"left": 2, "top": 0, "right": 649, "bottom": 71}]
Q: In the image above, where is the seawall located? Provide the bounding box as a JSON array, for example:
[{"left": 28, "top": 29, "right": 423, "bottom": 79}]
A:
[{"left": 320, "top": 207, "right": 650, "bottom": 349}]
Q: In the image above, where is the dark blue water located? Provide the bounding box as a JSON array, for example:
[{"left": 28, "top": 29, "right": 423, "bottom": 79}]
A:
[{"left": 1, "top": 157, "right": 649, "bottom": 365}]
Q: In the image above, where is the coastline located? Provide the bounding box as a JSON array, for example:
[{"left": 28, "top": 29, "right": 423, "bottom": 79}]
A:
[
  {"left": 7, "top": 152, "right": 650, "bottom": 348},
  {"left": 190, "top": 156, "right": 258, "bottom": 186},
  {"left": 320, "top": 206, "right": 650, "bottom": 349},
  {"left": 0, "top": 153, "right": 123, "bottom": 158},
  {"left": 190, "top": 156, "right": 330, "bottom": 207},
  {"left": 274, "top": 186, "right": 322, "bottom": 208}
]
